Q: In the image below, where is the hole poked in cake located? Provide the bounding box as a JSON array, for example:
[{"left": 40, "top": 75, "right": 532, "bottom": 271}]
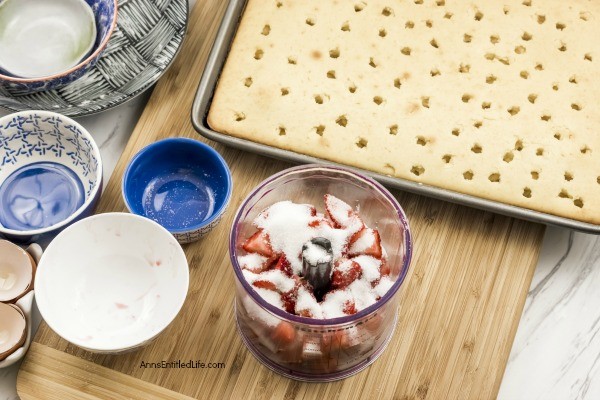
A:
[
  {"left": 580, "top": 11, "right": 590, "bottom": 21},
  {"left": 459, "top": 64, "right": 470, "bottom": 73},
  {"left": 463, "top": 170, "right": 474, "bottom": 180},
  {"left": 580, "top": 145, "right": 591, "bottom": 154},
  {"left": 389, "top": 124, "right": 398, "bottom": 135},
  {"left": 373, "top": 96, "right": 385, "bottom": 105},
  {"left": 382, "top": 7, "right": 393, "bottom": 16},
  {"left": 514, "top": 45, "right": 526, "bottom": 54},
  {"left": 315, "top": 125, "right": 325, "bottom": 136},
  {"left": 354, "top": 2, "right": 366, "bottom": 12},
  {"left": 569, "top": 75, "right": 578, "bottom": 84},
  {"left": 348, "top": 84, "right": 357, "bottom": 93},
  {"left": 528, "top": 94, "right": 537, "bottom": 104},
  {"left": 474, "top": 121, "right": 483, "bottom": 129},
  {"left": 488, "top": 173, "right": 501, "bottom": 183},
  {"left": 287, "top": 56, "right": 297, "bottom": 65},
  {"left": 394, "top": 78, "right": 402, "bottom": 89},
  {"left": 329, "top": 48, "right": 340, "bottom": 58},
  {"left": 471, "top": 143, "right": 482, "bottom": 154},
  {"left": 379, "top": 28, "right": 387, "bottom": 37},
  {"left": 541, "top": 114, "right": 551, "bottom": 121},
  {"left": 584, "top": 53, "right": 593, "bottom": 62},
  {"left": 531, "top": 171, "right": 539, "bottom": 180},
  {"left": 556, "top": 22, "right": 566, "bottom": 31},
  {"left": 574, "top": 198, "right": 584, "bottom": 208},
  {"left": 521, "top": 31, "right": 532, "bottom": 41},
  {"left": 430, "top": 39, "right": 439, "bottom": 48},
  {"left": 305, "top": 18, "right": 315, "bottom": 26},
  {"left": 535, "top": 63, "right": 543, "bottom": 71},
  {"left": 369, "top": 57, "right": 379, "bottom": 67},
  {"left": 244, "top": 77, "right": 253, "bottom": 87},
  {"left": 536, "top": 14, "right": 545, "bottom": 24},
  {"left": 234, "top": 112, "right": 246, "bottom": 122},
  {"left": 481, "top": 102, "right": 491, "bottom": 110},
  {"left": 442, "top": 154, "right": 452, "bottom": 164},
  {"left": 536, "top": 148, "right": 544, "bottom": 156},
  {"left": 341, "top": 21, "right": 350, "bottom": 31},
  {"left": 327, "top": 70, "right": 336, "bottom": 79},
  {"left": 571, "top": 103, "right": 582, "bottom": 111},
  {"left": 278, "top": 126, "right": 286, "bottom": 135},
  {"left": 336, "top": 115, "right": 348, "bottom": 127},
  {"left": 421, "top": 97, "right": 430, "bottom": 108},
  {"left": 411, "top": 165, "right": 425, "bottom": 176},
  {"left": 356, "top": 137, "right": 368, "bottom": 148},
  {"left": 474, "top": 11, "right": 483, "bottom": 21},
  {"left": 425, "top": 20, "right": 433, "bottom": 28},
  {"left": 523, "top": 187, "right": 532, "bottom": 198},
  {"left": 406, "top": 21, "right": 415, "bottom": 29},
  {"left": 463, "top": 34, "right": 472, "bottom": 43},
  {"left": 383, "top": 163, "right": 396, "bottom": 175},
  {"left": 430, "top": 68, "right": 441, "bottom": 77},
  {"left": 416, "top": 136, "right": 428, "bottom": 146},
  {"left": 564, "top": 172, "right": 573, "bottom": 181},
  {"left": 503, "top": 151, "right": 514, "bottom": 163},
  {"left": 401, "top": 47, "right": 411, "bottom": 56},
  {"left": 508, "top": 106, "right": 520, "bottom": 116},
  {"left": 558, "top": 189, "right": 572, "bottom": 199},
  {"left": 558, "top": 42, "right": 567, "bottom": 52},
  {"left": 261, "top": 25, "right": 271, "bottom": 35},
  {"left": 461, "top": 94, "right": 473, "bottom": 103},
  {"left": 452, "top": 128, "right": 461, "bottom": 137},
  {"left": 280, "top": 87, "right": 290, "bottom": 96},
  {"left": 486, "top": 75, "right": 497, "bottom": 84},
  {"left": 314, "top": 94, "right": 325, "bottom": 104},
  {"left": 490, "top": 35, "right": 500, "bottom": 44},
  {"left": 254, "top": 49, "right": 264, "bottom": 60},
  {"left": 515, "top": 140, "right": 524, "bottom": 151},
  {"left": 520, "top": 71, "right": 529, "bottom": 79}
]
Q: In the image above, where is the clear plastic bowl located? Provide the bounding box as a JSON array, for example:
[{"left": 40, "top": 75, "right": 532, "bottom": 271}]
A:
[{"left": 229, "top": 164, "right": 412, "bottom": 381}]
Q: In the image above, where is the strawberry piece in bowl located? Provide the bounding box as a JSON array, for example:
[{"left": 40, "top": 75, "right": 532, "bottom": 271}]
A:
[
  {"left": 348, "top": 228, "right": 382, "bottom": 259},
  {"left": 242, "top": 229, "right": 274, "bottom": 257}
]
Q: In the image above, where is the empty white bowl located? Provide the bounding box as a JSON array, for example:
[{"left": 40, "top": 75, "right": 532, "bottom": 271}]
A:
[
  {"left": 0, "top": 0, "right": 97, "bottom": 78},
  {"left": 35, "top": 213, "right": 189, "bottom": 353}
]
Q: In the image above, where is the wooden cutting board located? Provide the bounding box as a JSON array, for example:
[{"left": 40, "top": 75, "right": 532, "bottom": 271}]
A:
[{"left": 17, "top": 1, "right": 546, "bottom": 399}]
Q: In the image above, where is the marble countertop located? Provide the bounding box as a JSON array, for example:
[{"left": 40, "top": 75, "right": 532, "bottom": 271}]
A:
[{"left": 1, "top": 93, "right": 599, "bottom": 400}]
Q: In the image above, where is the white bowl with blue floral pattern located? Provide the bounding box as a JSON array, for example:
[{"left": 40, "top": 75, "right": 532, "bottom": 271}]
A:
[
  {"left": 0, "top": 0, "right": 118, "bottom": 93},
  {"left": 0, "top": 111, "right": 103, "bottom": 244}
]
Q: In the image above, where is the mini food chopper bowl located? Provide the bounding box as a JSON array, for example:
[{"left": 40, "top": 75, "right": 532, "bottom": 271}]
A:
[{"left": 229, "top": 164, "right": 412, "bottom": 381}]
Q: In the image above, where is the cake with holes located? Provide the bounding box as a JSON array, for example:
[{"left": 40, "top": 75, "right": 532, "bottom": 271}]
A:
[{"left": 208, "top": 0, "right": 600, "bottom": 224}]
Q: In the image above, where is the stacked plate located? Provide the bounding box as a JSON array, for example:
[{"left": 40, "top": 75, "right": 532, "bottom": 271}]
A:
[{"left": 0, "top": 0, "right": 188, "bottom": 117}]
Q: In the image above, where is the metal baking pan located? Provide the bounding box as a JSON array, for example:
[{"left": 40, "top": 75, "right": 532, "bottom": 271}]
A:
[{"left": 191, "top": 0, "right": 600, "bottom": 235}]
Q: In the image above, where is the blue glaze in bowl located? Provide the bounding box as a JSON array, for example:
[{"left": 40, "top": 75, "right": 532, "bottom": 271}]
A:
[
  {"left": 0, "top": 0, "right": 117, "bottom": 93},
  {"left": 122, "top": 138, "right": 233, "bottom": 244},
  {"left": 0, "top": 111, "right": 103, "bottom": 244}
]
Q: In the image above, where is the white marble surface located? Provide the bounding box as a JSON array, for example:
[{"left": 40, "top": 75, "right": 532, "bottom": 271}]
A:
[{"left": 1, "top": 90, "right": 599, "bottom": 400}]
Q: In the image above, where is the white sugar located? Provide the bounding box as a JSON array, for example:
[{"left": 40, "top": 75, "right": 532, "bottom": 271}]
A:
[
  {"left": 349, "top": 228, "right": 375, "bottom": 254},
  {"left": 242, "top": 292, "right": 281, "bottom": 327},
  {"left": 353, "top": 255, "right": 382, "bottom": 283},
  {"left": 336, "top": 258, "right": 355, "bottom": 273},
  {"left": 373, "top": 276, "right": 394, "bottom": 298},
  {"left": 295, "top": 286, "right": 323, "bottom": 318},
  {"left": 238, "top": 253, "right": 268, "bottom": 272},
  {"left": 303, "top": 240, "right": 333, "bottom": 265},
  {"left": 321, "top": 289, "right": 353, "bottom": 319},
  {"left": 348, "top": 279, "right": 378, "bottom": 309},
  {"left": 259, "top": 269, "right": 296, "bottom": 292},
  {"left": 243, "top": 269, "right": 296, "bottom": 293},
  {"left": 254, "top": 201, "right": 354, "bottom": 275}
]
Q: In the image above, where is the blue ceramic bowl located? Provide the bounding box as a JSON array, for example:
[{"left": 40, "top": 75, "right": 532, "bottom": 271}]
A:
[
  {"left": 122, "top": 138, "right": 233, "bottom": 244},
  {"left": 0, "top": 0, "right": 117, "bottom": 93},
  {"left": 0, "top": 111, "right": 103, "bottom": 244}
]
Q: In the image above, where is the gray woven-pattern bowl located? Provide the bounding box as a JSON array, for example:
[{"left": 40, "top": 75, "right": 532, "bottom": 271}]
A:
[{"left": 0, "top": 0, "right": 188, "bottom": 117}]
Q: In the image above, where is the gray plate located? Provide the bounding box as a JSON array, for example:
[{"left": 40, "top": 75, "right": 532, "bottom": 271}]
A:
[
  {"left": 191, "top": 0, "right": 600, "bottom": 235},
  {"left": 0, "top": 0, "right": 188, "bottom": 118}
]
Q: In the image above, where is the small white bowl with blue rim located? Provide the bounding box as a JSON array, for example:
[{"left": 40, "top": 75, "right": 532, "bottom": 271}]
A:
[
  {"left": 122, "top": 138, "right": 233, "bottom": 244},
  {"left": 0, "top": 110, "right": 103, "bottom": 244},
  {"left": 0, "top": 0, "right": 118, "bottom": 92}
]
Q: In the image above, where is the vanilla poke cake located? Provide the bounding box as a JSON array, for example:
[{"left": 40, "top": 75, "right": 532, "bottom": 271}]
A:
[{"left": 208, "top": 0, "right": 600, "bottom": 224}]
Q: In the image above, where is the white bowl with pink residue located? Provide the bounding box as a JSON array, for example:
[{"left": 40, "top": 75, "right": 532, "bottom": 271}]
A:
[{"left": 34, "top": 212, "right": 189, "bottom": 353}]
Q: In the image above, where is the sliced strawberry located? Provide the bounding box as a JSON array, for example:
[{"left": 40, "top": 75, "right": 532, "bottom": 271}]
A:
[
  {"left": 242, "top": 229, "right": 274, "bottom": 257},
  {"left": 331, "top": 259, "right": 362, "bottom": 289},
  {"left": 271, "top": 321, "right": 296, "bottom": 346},
  {"left": 380, "top": 258, "right": 391, "bottom": 276},
  {"left": 273, "top": 255, "right": 293, "bottom": 276},
  {"left": 239, "top": 253, "right": 276, "bottom": 273},
  {"left": 324, "top": 194, "right": 363, "bottom": 230},
  {"left": 348, "top": 228, "right": 382, "bottom": 259},
  {"left": 343, "top": 300, "right": 357, "bottom": 315},
  {"left": 281, "top": 291, "right": 297, "bottom": 314},
  {"left": 252, "top": 280, "right": 277, "bottom": 291}
]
